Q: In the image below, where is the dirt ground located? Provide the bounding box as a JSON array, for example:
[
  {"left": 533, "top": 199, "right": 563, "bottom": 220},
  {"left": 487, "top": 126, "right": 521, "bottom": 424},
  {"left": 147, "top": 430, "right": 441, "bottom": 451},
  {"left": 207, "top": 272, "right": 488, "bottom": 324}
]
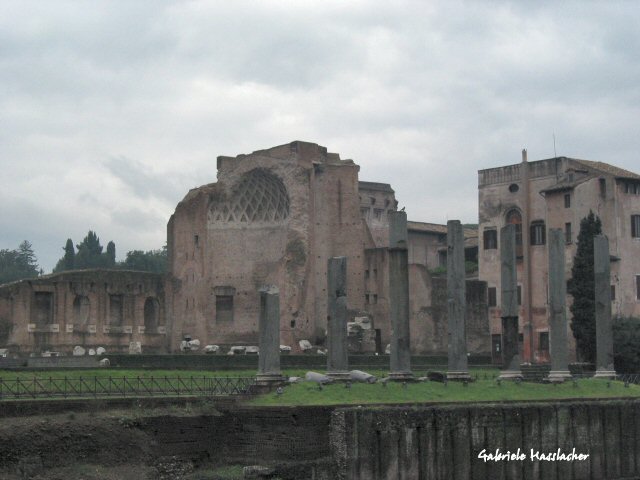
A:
[{"left": 0, "top": 408, "right": 242, "bottom": 480}]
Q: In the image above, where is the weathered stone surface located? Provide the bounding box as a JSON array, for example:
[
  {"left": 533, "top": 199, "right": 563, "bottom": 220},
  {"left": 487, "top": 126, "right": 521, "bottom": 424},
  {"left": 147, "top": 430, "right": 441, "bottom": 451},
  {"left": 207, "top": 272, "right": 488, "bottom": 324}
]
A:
[
  {"left": 388, "top": 211, "right": 413, "bottom": 380},
  {"left": 349, "top": 370, "right": 377, "bottom": 383},
  {"left": 327, "top": 257, "right": 349, "bottom": 380},
  {"left": 99, "top": 358, "right": 110, "bottom": 367},
  {"left": 88, "top": 348, "right": 96, "bottom": 356},
  {"left": 547, "top": 228, "right": 571, "bottom": 382},
  {"left": 243, "top": 465, "right": 275, "bottom": 479},
  {"left": 446, "top": 220, "right": 470, "bottom": 381},
  {"left": 298, "top": 340, "right": 313, "bottom": 352},
  {"left": 72, "top": 346, "right": 86, "bottom": 356},
  {"left": 257, "top": 285, "right": 284, "bottom": 385},
  {"left": 128, "top": 342, "right": 142, "bottom": 355},
  {"left": 279, "top": 345, "right": 291, "bottom": 354},
  {"left": 594, "top": 235, "right": 616, "bottom": 378},
  {"left": 96, "top": 346, "right": 106, "bottom": 356},
  {"left": 204, "top": 344, "right": 220, "bottom": 354},
  {"left": 499, "top": 224, "right": 522, "bottom": 380},
  {"left": 245, "top": 346, "right": 259, "bottom": 355},
  {"left": 305, "top": 371, "right": 334, "bottom": 384}
]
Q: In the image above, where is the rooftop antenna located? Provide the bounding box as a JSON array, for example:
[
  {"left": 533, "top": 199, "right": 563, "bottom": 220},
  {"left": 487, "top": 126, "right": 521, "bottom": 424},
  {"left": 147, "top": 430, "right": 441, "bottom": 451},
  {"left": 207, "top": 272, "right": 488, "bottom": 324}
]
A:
[{"left": 553, "top": 133, "right": 557, "bottom": 157}]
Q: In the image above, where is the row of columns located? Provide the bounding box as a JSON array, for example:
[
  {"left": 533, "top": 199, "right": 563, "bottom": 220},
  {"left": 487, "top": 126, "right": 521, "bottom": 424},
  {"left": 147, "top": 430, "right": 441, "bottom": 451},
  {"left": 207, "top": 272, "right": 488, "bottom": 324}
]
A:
[
  {"left": 255, "top": 215, "right": 616, "bottom": 386},
  {"left": 499, "top": 224, "right": 616, "bottom": 381}
]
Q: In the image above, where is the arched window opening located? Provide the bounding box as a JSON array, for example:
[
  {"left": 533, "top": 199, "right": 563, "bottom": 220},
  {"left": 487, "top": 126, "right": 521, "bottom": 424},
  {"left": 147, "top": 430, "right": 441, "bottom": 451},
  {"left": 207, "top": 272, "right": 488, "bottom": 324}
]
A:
[
  {"left": 144, "top": 297, "right": 160, "bottom": 330},
  {"left": 73, "top": 295, "right": 90, "bottom": 325}
]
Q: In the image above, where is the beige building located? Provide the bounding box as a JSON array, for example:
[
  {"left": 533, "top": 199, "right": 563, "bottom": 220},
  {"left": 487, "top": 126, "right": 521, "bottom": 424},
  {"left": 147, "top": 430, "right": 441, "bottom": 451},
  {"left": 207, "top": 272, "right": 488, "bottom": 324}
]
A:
[
  {"left": 479, "top": 151, "right": 640, "bottom": 364},
  {"left": 0, "top": 270, "right": 166, "bottom": 354},
  {"left": 1, "top": 141, "right": 491, "bottom": 356}
]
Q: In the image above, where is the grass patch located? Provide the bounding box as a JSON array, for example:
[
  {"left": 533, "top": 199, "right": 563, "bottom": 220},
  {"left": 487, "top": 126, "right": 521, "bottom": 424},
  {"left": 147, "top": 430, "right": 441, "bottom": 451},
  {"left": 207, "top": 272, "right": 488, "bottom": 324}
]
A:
[{"left": 250, "top": 376, "right": 640, "bottom": 406}]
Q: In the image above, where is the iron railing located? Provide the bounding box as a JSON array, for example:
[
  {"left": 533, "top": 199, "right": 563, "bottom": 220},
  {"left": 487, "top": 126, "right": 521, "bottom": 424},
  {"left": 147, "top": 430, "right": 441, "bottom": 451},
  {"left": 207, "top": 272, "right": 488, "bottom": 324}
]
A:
[{"left": 0, "top": 376, "right": 256, "bottom": 400}]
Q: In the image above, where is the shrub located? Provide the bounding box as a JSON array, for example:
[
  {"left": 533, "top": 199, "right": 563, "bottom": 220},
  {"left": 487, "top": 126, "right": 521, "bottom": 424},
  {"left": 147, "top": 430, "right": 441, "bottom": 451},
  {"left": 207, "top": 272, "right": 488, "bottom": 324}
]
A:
[{"left": 613, "top": 317, "right": 640, "bottom": 373}]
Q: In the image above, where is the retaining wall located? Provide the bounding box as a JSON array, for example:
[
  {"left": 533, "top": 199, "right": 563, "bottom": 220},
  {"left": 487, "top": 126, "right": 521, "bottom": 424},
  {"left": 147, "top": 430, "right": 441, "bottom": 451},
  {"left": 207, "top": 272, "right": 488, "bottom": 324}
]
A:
[{"left": 331, "top": 399, "right": 640, "bottom": 480}]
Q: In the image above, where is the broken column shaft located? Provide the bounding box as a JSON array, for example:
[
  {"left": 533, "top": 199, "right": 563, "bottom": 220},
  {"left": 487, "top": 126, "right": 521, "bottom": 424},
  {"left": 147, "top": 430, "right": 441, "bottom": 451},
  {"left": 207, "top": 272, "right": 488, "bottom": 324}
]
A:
[
  {"left": 256, "top": 285, "right": 285, "bottom": 385},
  {"left": 594, "top": 235, "right": 616, "bottom": 379},
  {"left": 327, "top": 256, "right": 350, "bottom": 380},
  {"left": 388, "top": 211, "right": 413, "bottom": 381},
  {"left": 546, "top": 228, "right": 572, "bottom": 382},
  {"left": 499, "top": 224, "right": 523, "bottom": 380},
  {"left": 446, "top": 220, "right": 471, "bottom": 381}
]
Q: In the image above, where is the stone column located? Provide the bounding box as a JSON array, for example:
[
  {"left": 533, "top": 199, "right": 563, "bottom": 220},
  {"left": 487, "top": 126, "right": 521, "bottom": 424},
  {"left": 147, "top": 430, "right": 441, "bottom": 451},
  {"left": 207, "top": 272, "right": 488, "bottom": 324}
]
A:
[
  {"left": 499, "top": 224, "right": 523, "bottom": 380},
  {"left": 388, "top": 211, "right": 414, "bottom": 381},
  {"left": 546, "top": 229, "right": 572, "bottom": 382},
  {"left": 327, "top": 256, "right": 350, "bottom": 380},
  {"left": 446, "top": 220, "right": 471, "bottom": 381},
  {"left": 594, "top": 235, "right": 616, "bottom": 379},
  {"left": 256, "top": 285, "right": 285, "bottom": 386}
]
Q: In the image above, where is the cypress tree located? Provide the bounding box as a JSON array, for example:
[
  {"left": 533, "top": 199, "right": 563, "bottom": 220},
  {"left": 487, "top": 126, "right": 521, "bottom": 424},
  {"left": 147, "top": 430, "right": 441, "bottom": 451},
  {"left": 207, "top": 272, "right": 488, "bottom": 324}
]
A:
[{"left": 567, "top": 210, "right": 602, "bottom": 363}]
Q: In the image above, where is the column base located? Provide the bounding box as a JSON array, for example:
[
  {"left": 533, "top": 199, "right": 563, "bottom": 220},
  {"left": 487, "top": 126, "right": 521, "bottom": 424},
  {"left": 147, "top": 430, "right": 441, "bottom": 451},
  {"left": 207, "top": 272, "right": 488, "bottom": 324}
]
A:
[
  {"left": 447, "top": 371, "right": 472, "bottom": 381},
  {"left": 593, "top": 370, "right": 617, "bottom": 379},
  {"left": 326, "top": 371, "right": 351, "bottom": 382},
  {"left": 546, "top": 371, "right": 572, "bottom": 383},
  {"left": 498, "top": 370, "right": 524, "bottom": 381},
  {"left": 255, "top": 373, "right": 287, "bottom": 387},
  {"left": 388, "top": 371, "right": 415, "bottom": 382}
]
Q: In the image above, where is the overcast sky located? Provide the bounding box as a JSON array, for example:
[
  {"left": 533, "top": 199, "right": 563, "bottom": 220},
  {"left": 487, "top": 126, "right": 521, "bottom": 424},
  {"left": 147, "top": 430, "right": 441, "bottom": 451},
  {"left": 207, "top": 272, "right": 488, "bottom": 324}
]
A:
[{"left": 2, "top": 1, "right": 639, "bottom": 272}]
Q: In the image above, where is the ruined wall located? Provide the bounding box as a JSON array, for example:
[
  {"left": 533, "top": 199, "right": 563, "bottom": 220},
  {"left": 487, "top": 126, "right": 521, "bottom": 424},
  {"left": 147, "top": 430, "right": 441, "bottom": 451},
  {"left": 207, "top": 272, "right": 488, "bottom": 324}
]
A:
[
  {"left": 169, "top": 141, "right": 367, "bottom": 352},
  {"left": 410, "top": 277, "right": 490, "bottom": 355},
  {"left": 0, "top": 270, "right": 166, "bottom": 354},
  {"left": 332, "top": 399, "right": 640, "bottom": 480}
]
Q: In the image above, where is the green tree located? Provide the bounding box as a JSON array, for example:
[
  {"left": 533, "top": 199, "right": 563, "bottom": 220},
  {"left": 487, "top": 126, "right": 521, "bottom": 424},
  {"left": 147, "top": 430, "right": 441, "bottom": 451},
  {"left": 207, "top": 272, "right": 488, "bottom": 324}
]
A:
[
  {"left": 120, "top": 246, "right": 167, "bottom": 273},
  {"left": 567, "top": 211, "right": 602, "bottom": 363},
  {"left": 0, "top": 240, "right": 40, "bottom": 284},
  {"left": 106, "top": 241, "right": 116, "bottom": 267},
  {"left": 53, "top": 231, "right": 117, "bottom": 272}
]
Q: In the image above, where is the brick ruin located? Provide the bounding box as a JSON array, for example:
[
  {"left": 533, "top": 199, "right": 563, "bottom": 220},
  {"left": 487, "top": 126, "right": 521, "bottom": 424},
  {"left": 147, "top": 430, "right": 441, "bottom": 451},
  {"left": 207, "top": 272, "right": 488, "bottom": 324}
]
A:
[{"left": 0, "top": 141, "right": 490, "bottom": 355}]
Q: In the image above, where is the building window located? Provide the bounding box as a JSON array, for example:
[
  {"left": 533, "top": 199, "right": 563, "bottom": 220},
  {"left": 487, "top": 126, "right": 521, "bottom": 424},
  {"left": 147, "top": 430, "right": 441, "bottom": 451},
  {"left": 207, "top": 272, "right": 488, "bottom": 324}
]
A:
[
  {"left": 530, "top": 221, "right": 546, "bottom": 246},
  {"left": 564, "top": 194, "right": 571, "bottom": 208},
  {"left": 488, "top": 287, "right": 497, "bottom": 307},
  {"left": 508, "top": 183, "right": 519, "bottom": 193},
  {"left": 565, "top": 223, "right": 572, "bottom": 244},
  {"left": 438, "top": 250, "right": 447, "bottom": 267},
  {"left": 365, "top": 269, "right": 370, "bottom": 279},
  {"left": 144, "top": 297, "right": 160, "bottom": 330},
  {"left": 483, "top": 229, "right": 498, "bottom": 250},
  {"left": 599, "top": 178, "right": 606, "bottom": 197},
  {"left": 539, "top": 332, "right": 549, "bottom": 352},
  {"left": 372, "top": 294, "right": 378, "bottom": 304},
  {"left": 637, "top": 276, "right": 640, "bottom": 301},
  {"left": 109, "top": 294, "right": 124, "bottom": 326},
  {"left": 632, "top": 215, "right": 640, "bottom": 238},
  {"left": 194, "top": 234, "right": 199, "bottom": 247},
  {"left": 625, "top": 181, "right": 640, "bottom": 194},
  {"left": 517, "top": 285, "right": 522, "bottom": 306},
  {"left": 611, "top": 285, "right": 616, "bottom": 301},
  {"left": 216, "top": 296, "right": 233, "bottom": 323},
  {"left": 214, "top": 286, "right": 235, "bottom": 323},
  {"left": 32, "top": 292, "right": 54, "bottom": 327},
  {"left": 374, "top": 208, "right": 384, "bottom": 220}
]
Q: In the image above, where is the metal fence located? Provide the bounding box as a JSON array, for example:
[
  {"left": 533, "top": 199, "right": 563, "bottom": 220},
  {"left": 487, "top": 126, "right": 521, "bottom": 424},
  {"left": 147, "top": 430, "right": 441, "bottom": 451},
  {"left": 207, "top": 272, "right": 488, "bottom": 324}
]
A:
[{"left": 0, "top": 376, "right": 256, "bottom": 400}]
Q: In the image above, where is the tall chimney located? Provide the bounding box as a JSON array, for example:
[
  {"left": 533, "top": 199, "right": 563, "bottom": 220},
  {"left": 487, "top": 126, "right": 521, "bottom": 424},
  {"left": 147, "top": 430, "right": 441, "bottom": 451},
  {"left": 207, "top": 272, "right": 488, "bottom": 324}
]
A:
[{"left": 522, "top": 148, "right": 528, "bottom": 163}]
